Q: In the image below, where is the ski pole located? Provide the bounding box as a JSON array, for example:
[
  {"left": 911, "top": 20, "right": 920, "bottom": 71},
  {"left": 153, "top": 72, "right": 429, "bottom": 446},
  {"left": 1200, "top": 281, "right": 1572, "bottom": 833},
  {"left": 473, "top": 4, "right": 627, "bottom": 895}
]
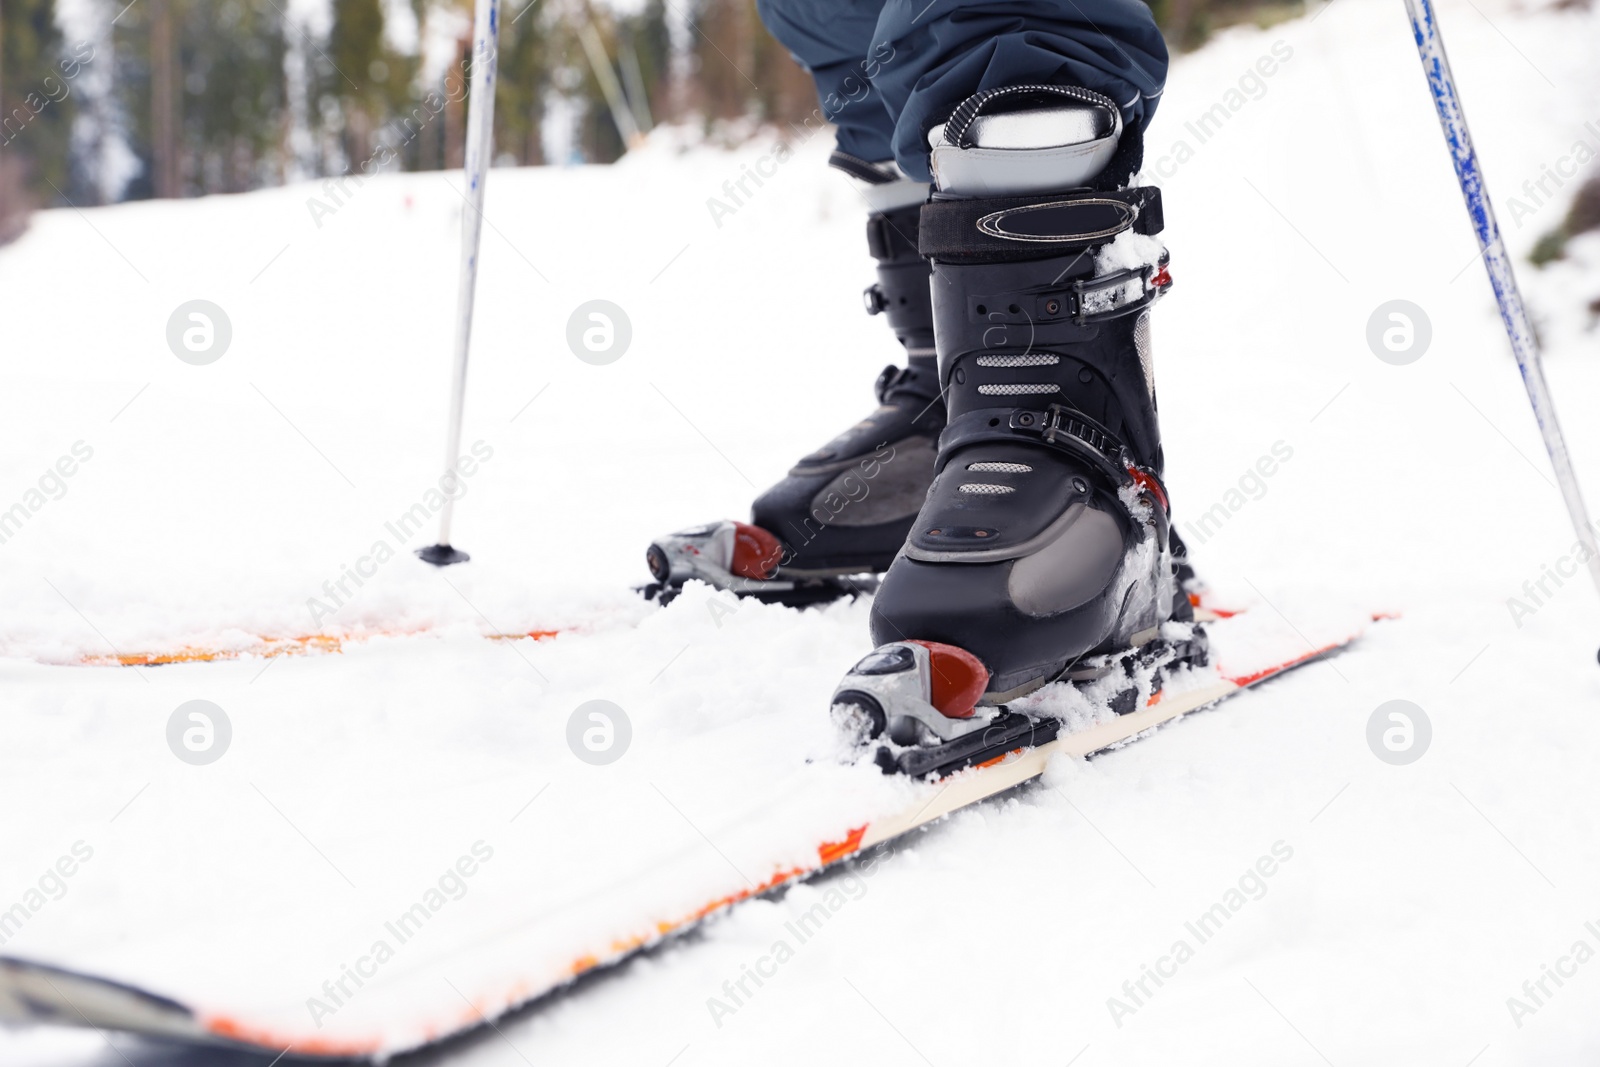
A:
[
  {"left": 1402, "top": 0, "right": 1600, "bottom": 636},
  {"left": 418, "top": 0, "right": 501, "bottom": 567}
]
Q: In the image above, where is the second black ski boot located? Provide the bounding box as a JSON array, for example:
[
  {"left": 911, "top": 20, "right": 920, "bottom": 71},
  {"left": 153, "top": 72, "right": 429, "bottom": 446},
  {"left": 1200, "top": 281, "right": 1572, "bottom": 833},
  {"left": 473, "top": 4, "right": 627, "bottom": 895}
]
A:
[{"left": 645, "top": 160, "right": 945, "bottom": 605}]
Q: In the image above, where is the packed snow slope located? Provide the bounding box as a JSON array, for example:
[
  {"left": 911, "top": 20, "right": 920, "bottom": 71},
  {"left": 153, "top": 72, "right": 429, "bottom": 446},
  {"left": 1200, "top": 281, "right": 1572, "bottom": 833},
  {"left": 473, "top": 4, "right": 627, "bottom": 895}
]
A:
[{"left": 4, "top": 0, "right": 1600, "bottom": 1061}]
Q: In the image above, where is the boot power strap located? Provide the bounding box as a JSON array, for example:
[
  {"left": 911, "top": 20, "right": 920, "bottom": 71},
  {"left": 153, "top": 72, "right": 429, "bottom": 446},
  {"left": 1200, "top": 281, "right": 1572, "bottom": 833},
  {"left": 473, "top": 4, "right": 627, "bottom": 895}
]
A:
[{"left": 920, "top": 187, "right": 1163, "bottom": 263}]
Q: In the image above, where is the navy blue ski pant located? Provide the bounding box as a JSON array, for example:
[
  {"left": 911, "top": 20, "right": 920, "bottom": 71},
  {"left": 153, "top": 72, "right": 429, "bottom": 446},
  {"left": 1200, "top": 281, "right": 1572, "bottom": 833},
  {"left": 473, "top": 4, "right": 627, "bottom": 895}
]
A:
[{"left": 754, "top": 0, "right": 1169, "bottom": 181}]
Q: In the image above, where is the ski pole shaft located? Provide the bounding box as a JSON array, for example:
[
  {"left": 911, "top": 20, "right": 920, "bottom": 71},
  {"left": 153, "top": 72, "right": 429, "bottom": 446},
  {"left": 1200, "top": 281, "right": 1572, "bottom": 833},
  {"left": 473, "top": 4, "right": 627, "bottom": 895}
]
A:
[
  {"left": 1403, "top": 0, "right": 1600, "bottom": 601},
  {"left": 431, "top": 0, "right": 501, "bottom": 558}
]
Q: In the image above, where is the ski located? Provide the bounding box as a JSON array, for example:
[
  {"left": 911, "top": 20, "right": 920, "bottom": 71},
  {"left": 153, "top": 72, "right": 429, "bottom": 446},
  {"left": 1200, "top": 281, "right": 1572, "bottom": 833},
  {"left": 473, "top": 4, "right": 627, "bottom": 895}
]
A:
[
  {"left": 0, "top": 604, "right": 1376, "bottom": 1060},
  {"left": 74, "top": 626, "right": 567, "bottom": 668}
]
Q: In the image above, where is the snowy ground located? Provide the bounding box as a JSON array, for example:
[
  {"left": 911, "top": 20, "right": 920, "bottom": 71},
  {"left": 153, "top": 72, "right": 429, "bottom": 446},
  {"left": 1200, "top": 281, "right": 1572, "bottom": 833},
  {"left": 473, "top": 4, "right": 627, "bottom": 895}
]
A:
[{"left": 5, "top": 0, "right": 1600, "bottom": 1061}]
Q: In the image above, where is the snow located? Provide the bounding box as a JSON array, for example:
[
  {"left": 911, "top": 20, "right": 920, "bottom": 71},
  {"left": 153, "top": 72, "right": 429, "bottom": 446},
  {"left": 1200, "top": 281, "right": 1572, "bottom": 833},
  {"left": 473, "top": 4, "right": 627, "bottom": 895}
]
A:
[{"left": 5, "top": 0, "right": 1600, "bottom": 1060}]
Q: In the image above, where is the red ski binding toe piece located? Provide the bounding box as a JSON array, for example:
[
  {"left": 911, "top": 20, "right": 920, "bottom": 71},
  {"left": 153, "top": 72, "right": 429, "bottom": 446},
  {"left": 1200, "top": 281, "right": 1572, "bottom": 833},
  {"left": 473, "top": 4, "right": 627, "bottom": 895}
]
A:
[
  {"left": 642, "top": 520, "right": 875, "bottom": 607},
  {"left": 830, "top": 641, "right": 996, "bottom": 752},
  {"left": 644, "top": 520, "right": 782, "bottom": 591},
  {"left": 906, "top": 640, "right": 988, "bottom": 719},
  {"left": 729, "top": 522, "right": 783, "bottom": 581}
]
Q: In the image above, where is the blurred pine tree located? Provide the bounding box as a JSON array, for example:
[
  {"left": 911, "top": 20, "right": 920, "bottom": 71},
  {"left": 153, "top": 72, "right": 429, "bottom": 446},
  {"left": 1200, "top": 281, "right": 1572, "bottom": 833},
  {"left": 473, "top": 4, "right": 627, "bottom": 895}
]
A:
[
  {"left": 1, "top": 0, "right": 76, "bottom": 236},
  {"left": 497, "top": 0, "right": 556, "bottom": 165},
  {"left": 186, "top": 1, "right": 289, "bottom": 192},
  {"left": 328, "top": 0, "right": 387, "bottom": 166},
  {"left": 116, "top": 0, "right": 292, "bottom": 197}
]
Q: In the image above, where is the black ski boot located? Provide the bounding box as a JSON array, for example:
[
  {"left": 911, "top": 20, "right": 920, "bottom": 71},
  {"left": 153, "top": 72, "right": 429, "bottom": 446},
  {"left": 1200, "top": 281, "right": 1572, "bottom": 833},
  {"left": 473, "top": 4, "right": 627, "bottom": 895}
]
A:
[
  {"left": 839, "top": 86, "right": 1202, "bottom": 766},
  {"left": 645, "top": 161, "right": 945, "bottom": 605}
]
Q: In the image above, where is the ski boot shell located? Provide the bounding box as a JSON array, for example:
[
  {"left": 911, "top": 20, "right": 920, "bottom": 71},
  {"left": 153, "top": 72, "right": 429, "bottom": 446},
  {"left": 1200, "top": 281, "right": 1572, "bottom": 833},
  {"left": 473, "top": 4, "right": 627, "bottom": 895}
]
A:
[{"left": 866, "top": 85, "right": 1197, "bottom": 707}]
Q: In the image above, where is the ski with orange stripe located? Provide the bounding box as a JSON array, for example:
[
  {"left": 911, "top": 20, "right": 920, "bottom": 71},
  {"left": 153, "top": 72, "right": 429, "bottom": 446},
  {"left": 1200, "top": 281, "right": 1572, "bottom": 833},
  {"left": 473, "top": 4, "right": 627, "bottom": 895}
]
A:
[
  {"left": 0, "top": 607, "right": 1378, "bottom": 1060},
  {"left": 72, "top": 626, "right": 569, "bottom": 668},
  {"left": 829, "top": 604, "right": 1392, "bottom": 781},
  {"left": 817, "top": 609, "right": 1380, "bottom": 854}
]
